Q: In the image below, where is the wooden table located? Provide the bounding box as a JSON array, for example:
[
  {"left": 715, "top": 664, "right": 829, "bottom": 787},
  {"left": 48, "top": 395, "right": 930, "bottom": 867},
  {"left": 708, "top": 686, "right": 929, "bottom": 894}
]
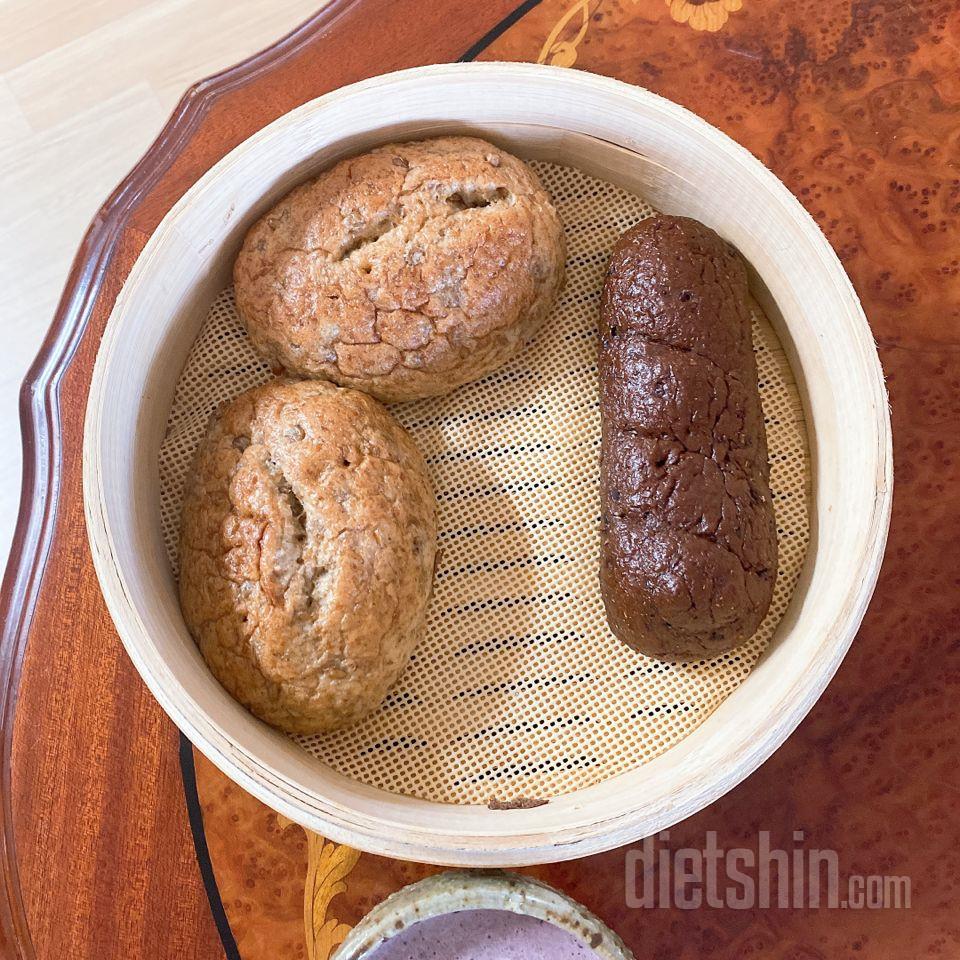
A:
[{"left": 2, "top": 1, "right": 958, "bottom": 957}]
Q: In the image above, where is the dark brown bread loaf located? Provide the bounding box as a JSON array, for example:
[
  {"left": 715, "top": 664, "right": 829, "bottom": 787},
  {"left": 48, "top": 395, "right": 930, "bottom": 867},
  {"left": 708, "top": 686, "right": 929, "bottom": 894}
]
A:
[{"left": 598, "top": 215, "right": 778, "bottom": 661}]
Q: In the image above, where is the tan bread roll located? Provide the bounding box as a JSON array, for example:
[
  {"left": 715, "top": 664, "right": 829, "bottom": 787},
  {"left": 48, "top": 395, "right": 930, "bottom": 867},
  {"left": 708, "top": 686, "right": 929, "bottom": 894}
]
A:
[
  {"left": 234, "top": 136, "right": 566, "bottom": 402},
  {"left": 178, "top": 379, "right": 437, "bottom": 734}
]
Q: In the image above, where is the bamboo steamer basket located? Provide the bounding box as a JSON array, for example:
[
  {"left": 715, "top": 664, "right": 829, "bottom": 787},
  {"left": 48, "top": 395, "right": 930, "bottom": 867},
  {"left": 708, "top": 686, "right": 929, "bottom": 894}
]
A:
[{"left": 83, "top": 62, "right": 892, "bottom": 867}]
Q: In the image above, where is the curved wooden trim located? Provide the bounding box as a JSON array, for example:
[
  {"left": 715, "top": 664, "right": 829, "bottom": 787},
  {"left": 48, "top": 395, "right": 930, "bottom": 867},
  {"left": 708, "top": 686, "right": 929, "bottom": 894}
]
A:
[{"left": 0, "top": 3, "right": 380, "bottom": 956}]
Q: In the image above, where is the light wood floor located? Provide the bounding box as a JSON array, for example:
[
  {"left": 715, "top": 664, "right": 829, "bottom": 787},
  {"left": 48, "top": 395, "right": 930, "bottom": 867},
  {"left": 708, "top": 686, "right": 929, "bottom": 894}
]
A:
[{"left": 0, "top": 0, "right": 323, "bottom": 564}]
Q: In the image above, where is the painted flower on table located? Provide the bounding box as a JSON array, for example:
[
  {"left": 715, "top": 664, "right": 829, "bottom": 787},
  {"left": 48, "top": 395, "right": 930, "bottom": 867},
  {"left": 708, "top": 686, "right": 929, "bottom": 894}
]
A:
[{"left": 666, "top": 0, "right": 743, "bottom": 32}]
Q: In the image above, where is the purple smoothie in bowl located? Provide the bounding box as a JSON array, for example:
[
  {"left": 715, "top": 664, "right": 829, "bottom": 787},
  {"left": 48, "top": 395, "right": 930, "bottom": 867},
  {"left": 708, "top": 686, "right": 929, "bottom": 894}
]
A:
[
  {"left": 364, "top": 909, "right": 599, "bottom": 960},
  {"left": 333, "top": 872, "right": 633, "bottom": 960}
]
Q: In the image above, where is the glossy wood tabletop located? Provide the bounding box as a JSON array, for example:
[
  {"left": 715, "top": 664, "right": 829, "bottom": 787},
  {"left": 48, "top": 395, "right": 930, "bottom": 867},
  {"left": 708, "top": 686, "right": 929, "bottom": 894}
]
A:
[{"left": 1, "top": 1, "right": 958, "bottom": 958}]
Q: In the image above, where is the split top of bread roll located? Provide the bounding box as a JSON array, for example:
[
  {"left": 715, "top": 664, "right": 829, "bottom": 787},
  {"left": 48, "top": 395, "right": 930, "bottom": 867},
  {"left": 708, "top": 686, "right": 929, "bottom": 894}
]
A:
[{"left": 178, "top": 379, "right": 437, "bottom": 734}]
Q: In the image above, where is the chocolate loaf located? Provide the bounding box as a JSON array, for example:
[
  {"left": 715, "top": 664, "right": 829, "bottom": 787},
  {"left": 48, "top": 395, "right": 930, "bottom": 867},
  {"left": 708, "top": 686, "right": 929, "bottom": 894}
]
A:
[{"left": 598, "top": 215, "right": 778, "bottom": 661}]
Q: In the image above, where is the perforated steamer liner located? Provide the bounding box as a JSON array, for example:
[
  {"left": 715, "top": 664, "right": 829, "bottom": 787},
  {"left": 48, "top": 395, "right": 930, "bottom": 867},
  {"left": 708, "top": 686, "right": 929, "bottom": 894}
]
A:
[{"left": 158, "top": 161, "right": 810, "bottom": 805}]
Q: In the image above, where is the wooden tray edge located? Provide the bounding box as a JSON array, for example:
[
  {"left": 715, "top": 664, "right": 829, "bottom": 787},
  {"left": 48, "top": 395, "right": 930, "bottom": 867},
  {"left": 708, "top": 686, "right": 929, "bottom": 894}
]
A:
[{"left": 0, "top": 4, "right": 370, "bottom": 956}]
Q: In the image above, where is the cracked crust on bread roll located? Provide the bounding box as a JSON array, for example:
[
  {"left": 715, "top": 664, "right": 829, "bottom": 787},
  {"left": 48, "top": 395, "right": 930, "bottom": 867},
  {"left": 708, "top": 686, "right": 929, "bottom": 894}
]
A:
[
  {"left": 178, "top": 378, "right": 437, "bottom": 734},
  {"left": 599, "top": 215, "right": 778, "bottom": 661},
  {"left": 233, "top": 136, "right": 565, "bottom": 402}
]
